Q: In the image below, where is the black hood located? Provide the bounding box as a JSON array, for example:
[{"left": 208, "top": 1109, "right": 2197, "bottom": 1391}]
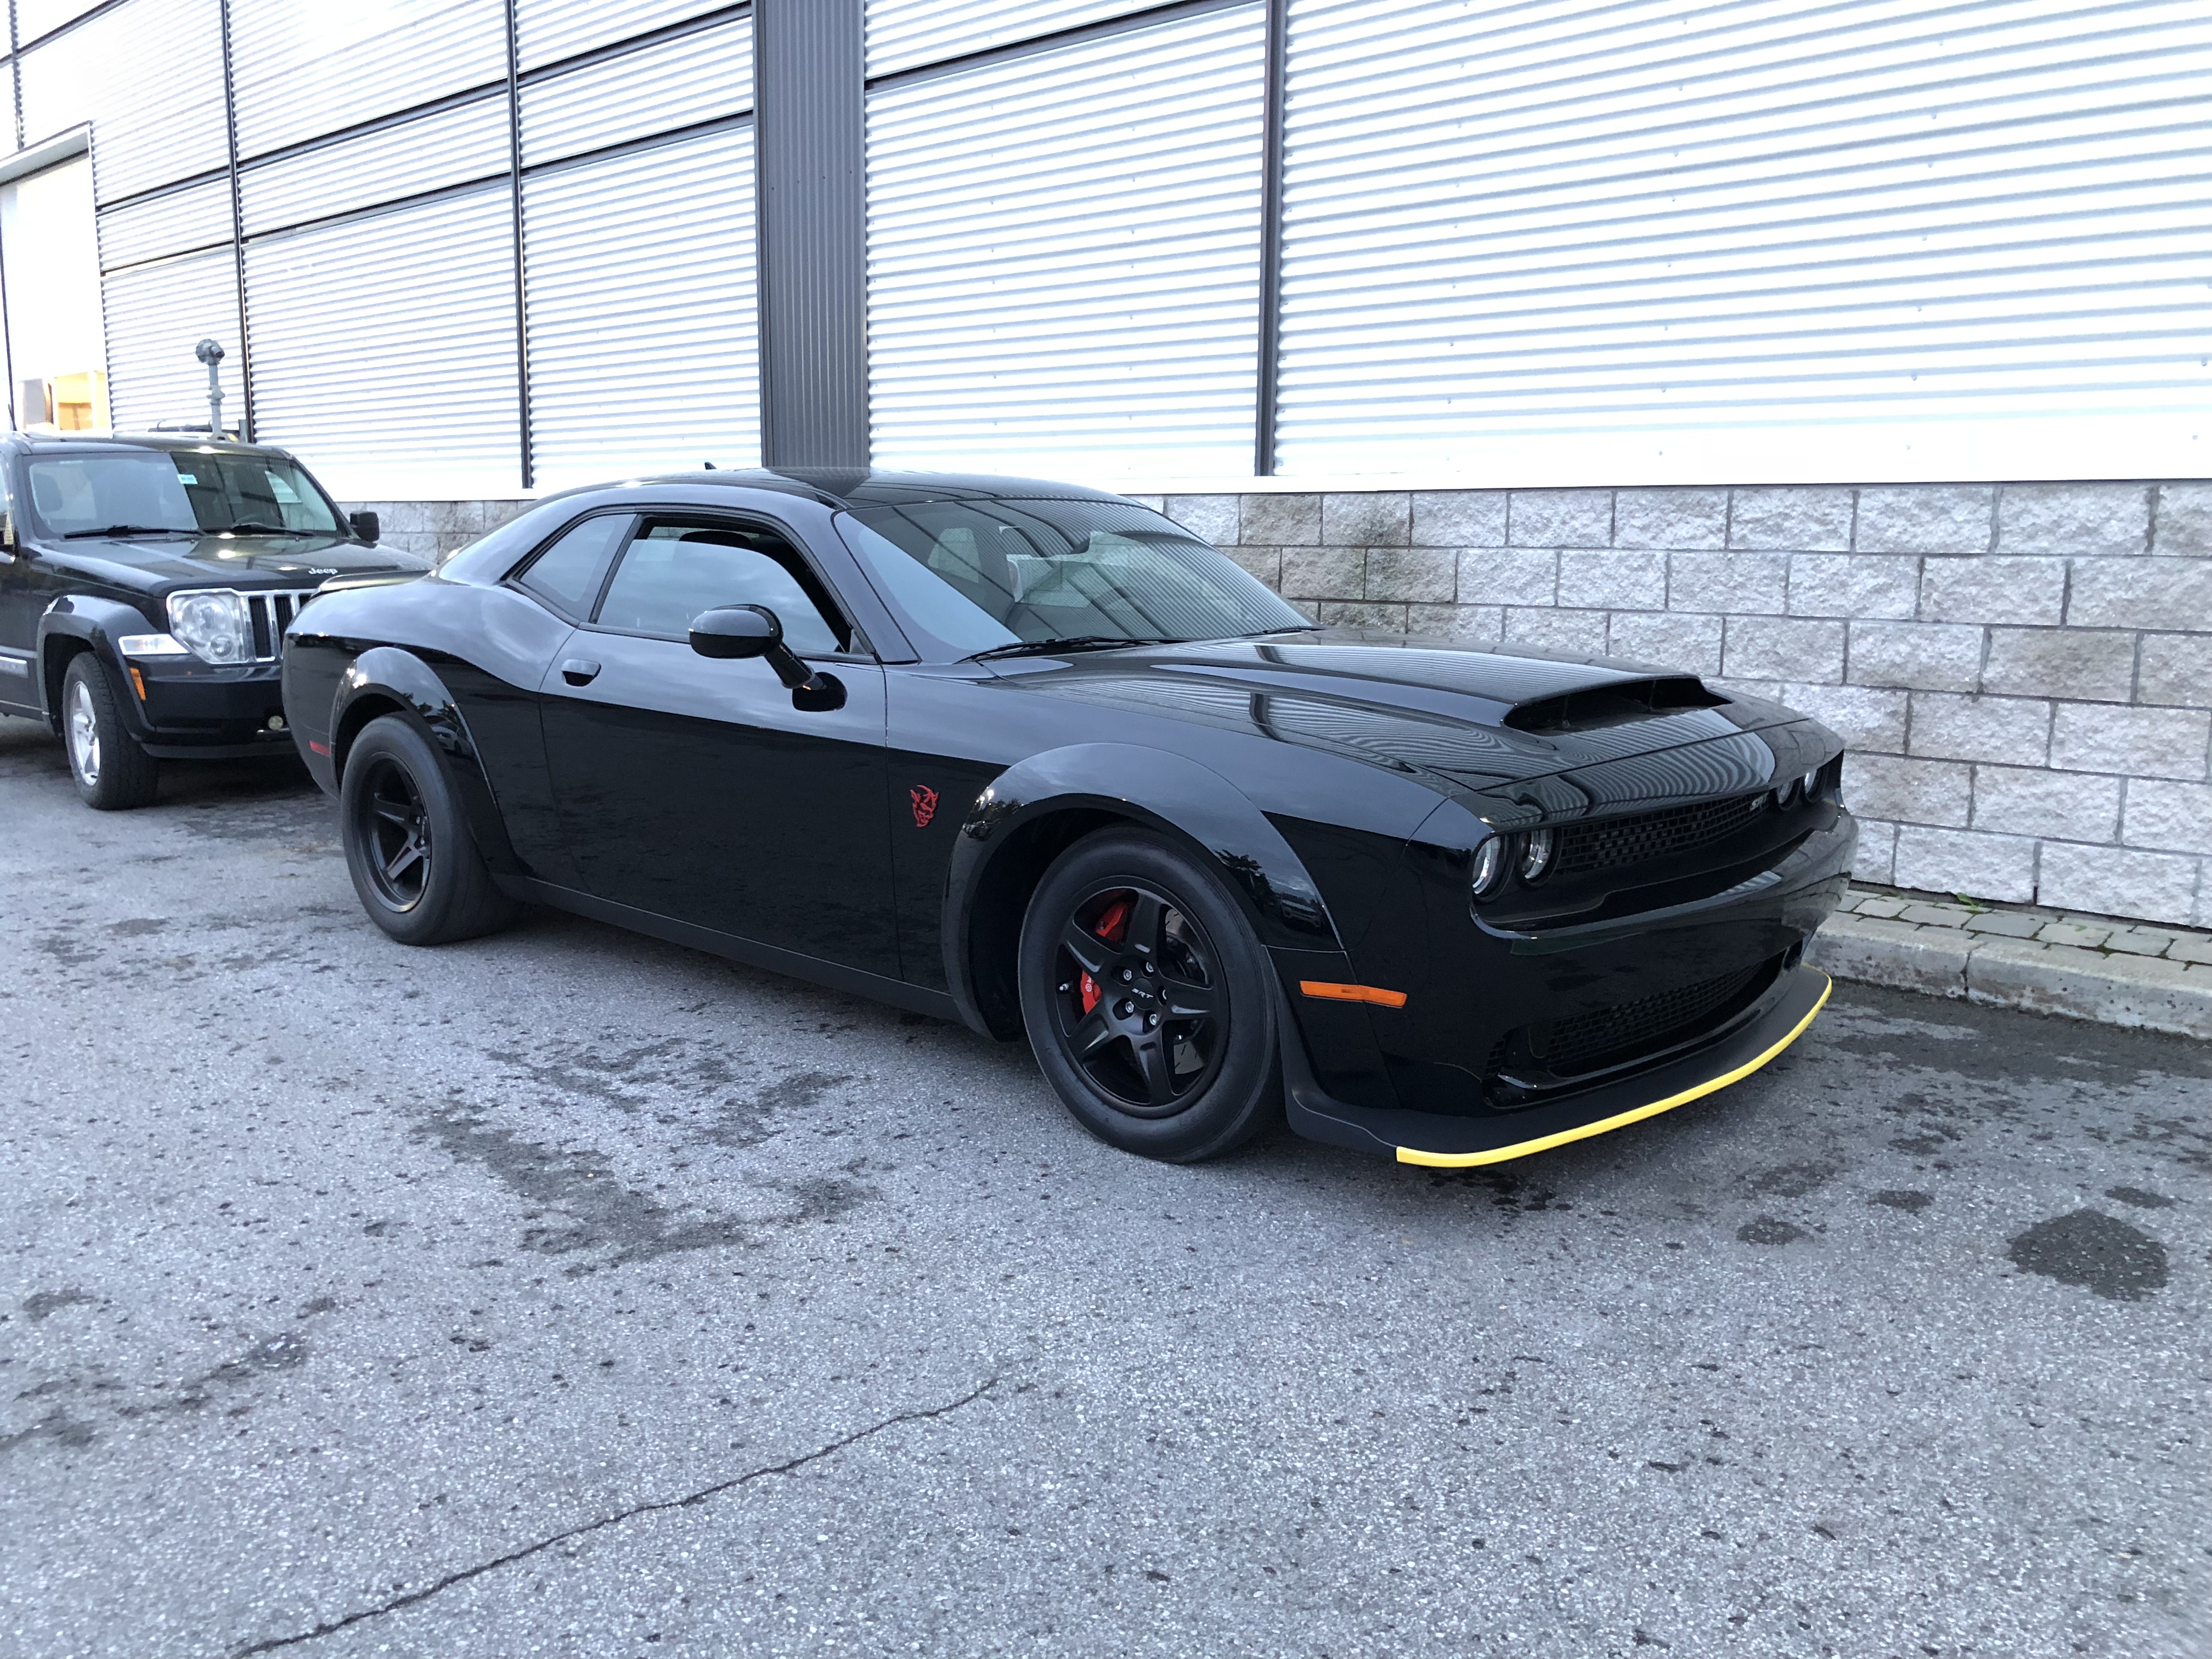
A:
[
  {"left": 985, "top": 629, "right": 1819, "bottom": 802},
  {"left": 37, "top": 531, "right": 430, "bottom": 591}
]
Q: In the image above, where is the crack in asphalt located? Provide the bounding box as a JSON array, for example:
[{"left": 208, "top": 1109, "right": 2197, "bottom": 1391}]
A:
[{"left": 230, "top": 1378, "right": 1002, "bottom": 1656}]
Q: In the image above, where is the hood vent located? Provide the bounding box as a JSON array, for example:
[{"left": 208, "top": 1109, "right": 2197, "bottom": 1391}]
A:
[{"left": 1504, "top": 676, "right": 1728, "bottom": 735}]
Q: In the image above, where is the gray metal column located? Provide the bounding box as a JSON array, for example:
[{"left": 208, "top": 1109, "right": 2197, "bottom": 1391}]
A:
[{"left": 753, "top": 0, "right": 870, "bottom": 470}]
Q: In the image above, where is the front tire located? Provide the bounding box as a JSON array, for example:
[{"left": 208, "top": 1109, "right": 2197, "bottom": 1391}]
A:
[
  {"left": 61, "top": 654, "right": 161, "bottom": 810},
  {"left": 1018, "top": 828, "right": 1280, "bottom": 1161},
  {"left": 338, "top": 714, "right": 517, "bottom": 945}
]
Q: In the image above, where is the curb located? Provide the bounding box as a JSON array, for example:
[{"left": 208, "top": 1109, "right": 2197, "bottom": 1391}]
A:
[{"left": 1809, "top": 912, "right": 2212, "bottom": 1040}]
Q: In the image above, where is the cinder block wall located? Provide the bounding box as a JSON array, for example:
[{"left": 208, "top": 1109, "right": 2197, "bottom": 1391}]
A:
[{"left": 360, "top": 481, "right": 2212, "bottom": 931}]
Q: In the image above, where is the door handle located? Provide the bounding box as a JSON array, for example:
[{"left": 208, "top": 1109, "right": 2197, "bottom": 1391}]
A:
[{"left": 561, "top": 658, "right": 601, "bottom": 686}]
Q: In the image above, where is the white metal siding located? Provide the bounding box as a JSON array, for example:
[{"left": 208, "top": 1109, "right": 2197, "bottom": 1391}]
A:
[
  {"left": 245, "top": 187, "right": 519, "bottom": 497},
  {"left": 1273, "top": 0, "right": 2212, "bottom": 484},
  {"left": 515, "top": 0, "right": 735, "bottom": 74},
  {"left": 519, "top": 18, "right": 752, "bottom": 170},
  {"left": 523, "top": 128, "right": 760, "bottom": 487},
  {"left": 240, "top": 98, "right": 509, "bottom": 238},
  {"left": 15, "top": 0, "right": 105, "bottom": 45},
  {"left": 865, "top": 0, "right": 1170, "bottom": 77},
  {"left": 229, "top": 0, "right": 506, "bottom": 160},
  {"left": 101, "top": 246, "right": 243, "bottom": 430},
  {"left": 866, "top": 8, "right": 1266, "bottom": 477},
  {"left": 97, "top": 176, "right": 233, "bottom": 270},
  {"left": 15, "top": 0, "right": 229, "bottom": 204}
]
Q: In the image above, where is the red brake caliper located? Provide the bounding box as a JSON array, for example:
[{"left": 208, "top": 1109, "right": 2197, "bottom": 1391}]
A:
[{"left": 1079, "top": 896, "right": 1132, "bottom": 1014}]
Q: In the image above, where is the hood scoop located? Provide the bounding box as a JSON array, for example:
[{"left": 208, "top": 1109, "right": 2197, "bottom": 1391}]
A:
[{"left": 1504, "top": 676, "right": 1727, "bottom": 735}]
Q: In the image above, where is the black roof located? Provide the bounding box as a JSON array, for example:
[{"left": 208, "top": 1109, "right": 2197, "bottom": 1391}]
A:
[
  {"left": 629, "top": 467, "right": 1136, "bottom": 510},
  {"left": 1, "top": 430, "right": 295, "bottom": 459}
]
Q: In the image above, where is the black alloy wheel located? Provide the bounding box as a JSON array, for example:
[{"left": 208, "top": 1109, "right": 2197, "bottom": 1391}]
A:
[
  {"left": 355, "top": 754, "right": 433, "bottom": 909},
  {"left": 1051, "top": 883, "right": 1226, "bottom": 1114},
  {"left": 1018, "top": 828, "right": 1280, "bottom": 1162},
  {"left": 338, "top": 714, "right": 518, "bottom": 946}
]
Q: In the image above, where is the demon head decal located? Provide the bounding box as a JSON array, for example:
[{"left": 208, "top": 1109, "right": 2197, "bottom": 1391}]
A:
[{"left": 910, "top": 785, "right": 940, "bottom": 828}]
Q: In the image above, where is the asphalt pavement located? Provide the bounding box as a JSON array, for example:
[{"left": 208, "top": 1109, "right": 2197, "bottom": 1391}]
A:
[{"left": 2, "top": 710, "right": 2208, "bottom": 1659}]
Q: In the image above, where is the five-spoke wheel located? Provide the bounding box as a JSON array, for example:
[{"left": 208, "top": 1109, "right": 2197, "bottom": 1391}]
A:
[
  {"left": 1019, "top": 829, "right": 1280, "bottom": 1161},
  {"left": 1050, "top": 884, "right": 1225, "bottom": 1115},
  {"left": 354, "top": 754, "right": 433, "bottom": 909},
  {"left": 338, "top": 714, "right": 517, "bottom": 945}
]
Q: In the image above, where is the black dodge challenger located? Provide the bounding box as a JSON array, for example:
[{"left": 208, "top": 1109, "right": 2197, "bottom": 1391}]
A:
[{"left": 282, "top": 470, "right": 1854, "bottom": 1167}]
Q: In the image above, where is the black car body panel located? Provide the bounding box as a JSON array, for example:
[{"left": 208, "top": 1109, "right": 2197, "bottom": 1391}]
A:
[
  {"left": 0, "top": 432, "right": 427, "bottom": 758},
  {"left": 285, "top": 469, "right": 1857, "bottom": 1165}
]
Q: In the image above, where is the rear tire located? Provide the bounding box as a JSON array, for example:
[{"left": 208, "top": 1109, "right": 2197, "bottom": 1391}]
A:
[
  {"left": 1018, "top": 828, "right": 1280, "bottom": 1162},
  {"left": 61, "top": 654, "right": 161, "bottom": 810},
  {"left": 339, "top": 714, "right": 517, "bottom": 945}
]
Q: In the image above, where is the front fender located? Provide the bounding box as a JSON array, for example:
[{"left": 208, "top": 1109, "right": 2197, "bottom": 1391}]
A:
[
  {"left": 331, "top": 645, "right": 522, "bottom": 876},
  {"left": 38, "top": 597, "right": 158, "bottom": 735},
  {"left": 943, "top": 742, "right": 1344, "bottom": 1029}
]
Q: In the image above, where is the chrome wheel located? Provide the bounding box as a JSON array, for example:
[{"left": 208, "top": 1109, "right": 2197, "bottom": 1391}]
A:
[
  {"left": 355, "top": 755, "right": 432, "bottom": 910},
  {"left": 1048, "top": 883, "right": 1226, "bottom": 1116},
  {"left": 66, "top": 678, "right": 101, "bottom": 786}
]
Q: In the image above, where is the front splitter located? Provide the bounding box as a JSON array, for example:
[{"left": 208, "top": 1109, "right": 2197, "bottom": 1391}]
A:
[{"left": 1282, "top": 965, "right": 1832, "bottom": 1167}]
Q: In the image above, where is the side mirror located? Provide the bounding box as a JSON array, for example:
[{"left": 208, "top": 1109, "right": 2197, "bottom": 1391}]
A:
[
  {"left": 689, "top": 603, "right": 781, "bottom": 661},
  {"left": 349, "top": 510, "right": 380, "bottom": 543},
  {"left": 690, "top": 605, "right": 845, "bottom": 710}
]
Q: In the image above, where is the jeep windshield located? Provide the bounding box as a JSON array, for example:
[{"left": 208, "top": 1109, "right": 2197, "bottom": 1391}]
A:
[
  {"left": 838, "top": 498, "right": 1312, "bottom": 659},
  {"left": 22, "top": 450, "right": 347, "bottom": 540}
]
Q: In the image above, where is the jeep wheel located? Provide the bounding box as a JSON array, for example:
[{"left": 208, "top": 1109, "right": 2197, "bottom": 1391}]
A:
[{"left": 61, "top": 654, "right": 161, "bottom": 810}]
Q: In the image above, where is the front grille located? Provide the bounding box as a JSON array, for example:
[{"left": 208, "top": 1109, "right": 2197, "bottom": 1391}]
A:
[
  {"left": 1552, "top": 792, "right": 1767, "bottom": 877},
  {"left": 1526, "top": 960, "right": 1771, "bottom": 1076},
  {"left": 245, "top": 590, "right": 321, "bottom": 661}
]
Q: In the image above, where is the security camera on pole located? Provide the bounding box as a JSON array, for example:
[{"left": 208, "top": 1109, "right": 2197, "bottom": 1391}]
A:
[{"left": 195, "top": 338, "right": 225, "bottom": 438}]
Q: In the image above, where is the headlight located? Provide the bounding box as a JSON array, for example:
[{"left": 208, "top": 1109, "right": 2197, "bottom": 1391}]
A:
[
  {"left": 1470, "top": 836, "right": 1511, "bottom": 900},
  {"left": 1520, "top": 828, "right": 1555, "bottom": 883},
  {"left": 166, "top": 590, "right": 253, "bottom": 664},
  {"left": 1800, "top": 768, "right": 1821, "bottom": 801}
]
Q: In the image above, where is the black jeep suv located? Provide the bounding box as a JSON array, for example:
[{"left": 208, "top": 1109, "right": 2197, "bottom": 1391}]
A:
[{"left": 0, "top": 432, "right": 428, "bottom": 808}]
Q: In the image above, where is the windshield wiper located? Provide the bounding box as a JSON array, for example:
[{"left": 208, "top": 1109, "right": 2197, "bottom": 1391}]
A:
[
  {"left": 1239, "top": 624, "right": 1321, "bottom": 637},
  {"left": 61, "top": 524, "right": 198, "bottom": 539},
  {"left": 213, "top": 522, "right": 321, "bottom": 537},
  {"left": 967, "top": 635, "right": 1172, "bottom": 661}
]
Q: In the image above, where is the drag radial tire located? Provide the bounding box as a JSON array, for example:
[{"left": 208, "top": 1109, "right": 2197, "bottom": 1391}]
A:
[
  {"left": 1018, "top": 828, "right": 1281, "bottom": 1161},
  {"left": 338, "top": 714, "right": 518, "bottom": 946},
  {"left": 61, "top": 653, "right": 161, "bottom": 810}
]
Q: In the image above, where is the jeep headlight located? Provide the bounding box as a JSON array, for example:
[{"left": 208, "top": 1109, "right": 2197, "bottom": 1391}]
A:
[{"left": 166, "top": 590, "right": 253, "bottom": 664}]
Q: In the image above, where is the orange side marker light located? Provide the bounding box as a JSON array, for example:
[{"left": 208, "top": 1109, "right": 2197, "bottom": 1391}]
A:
[
  {"left": 1299, "top": 981, "right": 1408, "bottom": 1008},
  {"left": 128, "top": 665, "right": 147, "bottom": 700}
]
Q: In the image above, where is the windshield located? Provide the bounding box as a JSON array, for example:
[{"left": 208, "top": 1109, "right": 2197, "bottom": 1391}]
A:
[
  {"left": 21, "top": 449, "right": 346, "bottom": 539},
  {"left": 839, "top": 498, "right": 1311, "bottom": 657}
]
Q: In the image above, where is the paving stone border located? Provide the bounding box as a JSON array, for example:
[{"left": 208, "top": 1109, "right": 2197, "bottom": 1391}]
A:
[{"left": 1810, "top": 883, "right": 2212, "bottom": 1038}]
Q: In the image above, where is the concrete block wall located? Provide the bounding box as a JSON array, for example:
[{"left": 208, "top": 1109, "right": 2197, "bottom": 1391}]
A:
[
  {"left": 344, "top": 499, "right": 532, "bottom": 564},
  {"left": 363, "top": 482, "right": 2212, "bottom": 931},
  {"left": 1130, "top": 482, "right": 2212, "bottom": 932}
]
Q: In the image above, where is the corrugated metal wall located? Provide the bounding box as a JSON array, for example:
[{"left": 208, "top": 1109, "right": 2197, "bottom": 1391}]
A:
[
  {"left": 866, "top": 5, "right": 1267, "bottom": 476},
  {"left": 1269, "top": 0, "right": 2212, "bottom": 485},
  {"left": 3, "top": 0, "right": 2206, "bottom": 493},
  {"left": 524, "top": 127, "right": 761, "bottom": 485}
]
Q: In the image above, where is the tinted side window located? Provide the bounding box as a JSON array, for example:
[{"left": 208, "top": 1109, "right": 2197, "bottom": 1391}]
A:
[
  {"left": 594, "top": 522, "right": 847, "bottom": 654},
  {"left": 515, "top": 514, "right": 630, "bottom": 618}
]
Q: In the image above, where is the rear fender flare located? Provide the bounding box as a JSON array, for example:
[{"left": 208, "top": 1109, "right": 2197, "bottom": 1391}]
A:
[
  {"left": 944, "top": 742, "right": 1341, "bottom": 1031},
  {"left": 332, "top": 646, "right": 521, "bottom": 875}
]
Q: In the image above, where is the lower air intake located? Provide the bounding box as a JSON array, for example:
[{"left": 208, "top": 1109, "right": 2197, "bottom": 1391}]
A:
[{"left": 1520, "top": 958, "right": 1775, "bottom": 1077}]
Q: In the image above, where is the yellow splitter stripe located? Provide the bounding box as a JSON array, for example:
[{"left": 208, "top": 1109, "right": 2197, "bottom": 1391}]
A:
[{"left": 1396, "top": 972, "right": 1833, "bottom": 1169}]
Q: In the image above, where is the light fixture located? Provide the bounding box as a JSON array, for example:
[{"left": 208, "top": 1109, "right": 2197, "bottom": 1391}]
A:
[
  {"left": 1520, "top": 827, "right": 1555, "bottom": 882},
  {"left": 1470, "top": 836, "right": 1510, "bottom": 899}
]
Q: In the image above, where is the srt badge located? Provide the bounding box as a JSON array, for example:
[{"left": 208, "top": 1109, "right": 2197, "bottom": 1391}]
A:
[{"left": 910, "top": 785, "right": 939, "bottom": 828}]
